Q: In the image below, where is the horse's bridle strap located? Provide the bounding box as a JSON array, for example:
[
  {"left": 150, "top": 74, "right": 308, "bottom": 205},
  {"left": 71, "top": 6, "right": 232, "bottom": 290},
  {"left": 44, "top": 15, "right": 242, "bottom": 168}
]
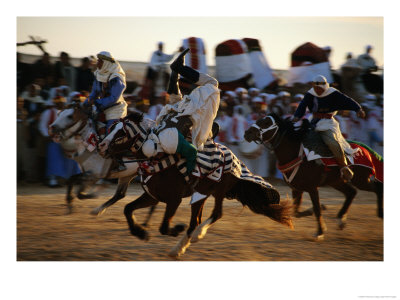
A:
[{"left": 251, "top": 115, "right": 279, "bottom": 144}]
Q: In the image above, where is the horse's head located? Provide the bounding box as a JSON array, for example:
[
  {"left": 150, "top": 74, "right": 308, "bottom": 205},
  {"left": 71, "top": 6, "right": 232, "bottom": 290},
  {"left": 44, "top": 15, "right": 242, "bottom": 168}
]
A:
[
  {"left": 244, "top": 114, "right": 280, "bottom": 144},
  {"left": 99, "top": 112, "right": 153, "bottom": 158},
  {"left": 49, "top": 103, "right": 89, "bottom": 141},
  {"left": 245, "top": 113, "right": 310, "bottom": 146}
]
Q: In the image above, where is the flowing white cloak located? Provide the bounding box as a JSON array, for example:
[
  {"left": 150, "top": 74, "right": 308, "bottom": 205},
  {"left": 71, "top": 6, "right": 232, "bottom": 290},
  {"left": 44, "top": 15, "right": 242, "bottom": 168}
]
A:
[{"left": 156, "top": 75, "right": 220, "bottom": 150}]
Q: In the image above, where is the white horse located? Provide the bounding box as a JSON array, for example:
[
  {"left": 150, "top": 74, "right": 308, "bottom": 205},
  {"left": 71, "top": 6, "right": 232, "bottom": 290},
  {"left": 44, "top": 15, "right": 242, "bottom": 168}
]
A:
[{"left": 49, "top": 103, "right": 153, "bottom": 215}]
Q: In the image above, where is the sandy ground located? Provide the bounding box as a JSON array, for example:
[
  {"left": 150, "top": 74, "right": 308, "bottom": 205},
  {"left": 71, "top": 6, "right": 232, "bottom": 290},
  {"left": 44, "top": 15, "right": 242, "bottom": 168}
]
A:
[{"left": 16, "top": 181, "right": 383, "bottom": 261}]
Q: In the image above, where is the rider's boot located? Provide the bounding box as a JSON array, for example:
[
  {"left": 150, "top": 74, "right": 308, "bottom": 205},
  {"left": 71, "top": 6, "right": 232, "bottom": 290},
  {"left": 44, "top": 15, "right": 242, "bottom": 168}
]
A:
[
  {"left": 176, "top": 131, "right": 197, "bottom": 175},
  {"left": 340, "top": 164, "right": 354, "bottom": 182},
  {"left": 167, "top": 70, "right": 180, "bottom": 96},
  {"left": 170, "top": 48, "right": 200, "bottom": 83},
  {"left": 319, "top": 130, "right": 354, "bottom": 182},
  {"left": 211, "top": 122, "right": 220, "bottom": 139}
]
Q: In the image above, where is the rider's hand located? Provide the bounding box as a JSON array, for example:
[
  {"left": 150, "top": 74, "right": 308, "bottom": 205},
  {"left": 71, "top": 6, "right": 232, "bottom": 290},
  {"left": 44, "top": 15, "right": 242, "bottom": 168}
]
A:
[
  {"left": 357, "top": 109, "right": 366, "bottom": 119},
  {"left": 98, "top": 139, "right": 110, "bottom": 155}
]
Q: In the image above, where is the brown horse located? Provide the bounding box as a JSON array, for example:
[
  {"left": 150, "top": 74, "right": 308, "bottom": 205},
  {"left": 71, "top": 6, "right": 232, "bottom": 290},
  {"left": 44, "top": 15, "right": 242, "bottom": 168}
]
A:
[
  {"left": 244, "top": 113, "right": 383, "bottom": 240},
  {"left": 101, "top": 112, "right": 293, "bottom": 257}
]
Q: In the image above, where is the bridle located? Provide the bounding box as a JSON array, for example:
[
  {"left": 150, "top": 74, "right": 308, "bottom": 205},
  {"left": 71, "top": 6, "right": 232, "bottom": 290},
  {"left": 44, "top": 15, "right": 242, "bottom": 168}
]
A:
[
  {"left": 53, "top": 109, "right": 89, "bottom": 141},
  {"left": 108, "top": 119, "right": 145, "bottom": 156},
  {"left": 250, "top": 115, "right": 279, "bottom": 144}
]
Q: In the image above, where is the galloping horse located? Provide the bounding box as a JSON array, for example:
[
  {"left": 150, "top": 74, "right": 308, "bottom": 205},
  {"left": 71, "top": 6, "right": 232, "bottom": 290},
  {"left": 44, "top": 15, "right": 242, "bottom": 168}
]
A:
[
  {"left": 244, "top": 113, "right": 383, "bottom": 240},
  {"left": 101, "top": 112, "right": 293, "bottom": 258},
  {"left": 49, "top": 103, "right": 147, "bottom": 215}
]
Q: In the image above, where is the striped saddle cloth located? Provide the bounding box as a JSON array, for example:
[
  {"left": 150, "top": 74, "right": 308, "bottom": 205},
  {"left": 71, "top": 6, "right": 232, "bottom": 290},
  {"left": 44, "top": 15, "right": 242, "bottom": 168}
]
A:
[{"left": 138, "top": 139, "right": 273, "bottom": 189}]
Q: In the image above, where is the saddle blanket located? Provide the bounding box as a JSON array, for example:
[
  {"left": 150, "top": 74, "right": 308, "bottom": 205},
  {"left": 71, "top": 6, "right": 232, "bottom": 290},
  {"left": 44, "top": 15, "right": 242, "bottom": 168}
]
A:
[
  {"left": 138, "top": 139, "right": 273, "bottom": 189},
  {"left": 191, "top": 140, "right": 273, "bottom": 189},
  {"left": 304, "top": 142, "right": 383, "bottom": 183}
]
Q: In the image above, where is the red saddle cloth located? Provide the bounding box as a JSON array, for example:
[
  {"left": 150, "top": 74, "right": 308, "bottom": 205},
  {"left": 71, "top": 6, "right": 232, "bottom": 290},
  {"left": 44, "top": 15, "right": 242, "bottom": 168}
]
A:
[{"left": 320, "top": 143, "right": 383, "bottom": 183}]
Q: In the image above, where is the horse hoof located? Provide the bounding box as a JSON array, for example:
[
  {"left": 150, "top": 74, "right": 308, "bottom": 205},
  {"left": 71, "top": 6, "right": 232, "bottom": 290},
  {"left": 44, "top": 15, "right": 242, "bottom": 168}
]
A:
[
  {"left": 294, "top": 209, "right": 313, "bottom": 218},
  {"left": 65, "top": 205, "right": 74, "bottom": 215},
  {"left": 134, "top": 228, "right": 150, "bottom": 241},
  {"left": 90, "top": 207, "right": 105, "bottom": 216},
  {"left": 313, "top": 233, "right": 325, "bottom": 241},
  {"left": 173, "top": 224, "right": 187, "bottom": 234},
  {"left": 78, "top": 193, "right": 97, "bottom": 200},
  {"left": 168, "top": 234, "right": 191, "bottom": 258},
  {"left": 336, "top": 220, "right": 346, "bottom": 230},
  {"left": 321, "top": 204, "right": 327, "bottom": 211}
]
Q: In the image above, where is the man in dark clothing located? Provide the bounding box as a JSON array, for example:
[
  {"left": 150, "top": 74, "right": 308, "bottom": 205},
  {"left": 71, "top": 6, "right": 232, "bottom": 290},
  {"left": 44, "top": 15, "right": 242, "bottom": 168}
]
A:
[
  {"left": 33, "top": 52, "right": 54, "bottom": 79},
  {"left": 76, "top": 57, "right": 95, "bottom": 92},
  {"left": 292, "top": 75, "right": 365, "bottom": 181}
]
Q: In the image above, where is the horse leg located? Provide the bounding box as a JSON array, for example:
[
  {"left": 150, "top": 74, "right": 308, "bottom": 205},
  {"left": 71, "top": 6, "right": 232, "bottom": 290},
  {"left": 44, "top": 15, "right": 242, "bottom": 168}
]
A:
[
  {"left": 142, "top": 205, "right": 157, "bottom": 227},
  {"left": 90, "top": 175, "right": 133, "bottom": 216},
  {"left": 191, "top": 196, "right": 224, "bottom": 242},
  {"left": 65, "top": 173, "right": 82, "bottom": 214},
  {"left": 293, "top": 188, "right": 327, "bottom": 217},
  {"left": 169, "top": 198, "right": 207, "bottom": 258},
  {"left": 76, "top": 171, "right": 98, "bottom": 200},
  {"left": 159, "top": 197, "right": 186, "bottom": 237},
  {"left": 124, "top": 193, "right": 158, "bottom": 241},
  {"left": 330, "top": 181, "right": 357, "bottom": 230},
  {"left": 353, "top": 175, "right": 383, "bottom": 219},
  {"left": 308, "top": 188, "right": 327, "bottom": 240},
  {"left": 292, "top": 189, "right": 308, "bottom": 217}
]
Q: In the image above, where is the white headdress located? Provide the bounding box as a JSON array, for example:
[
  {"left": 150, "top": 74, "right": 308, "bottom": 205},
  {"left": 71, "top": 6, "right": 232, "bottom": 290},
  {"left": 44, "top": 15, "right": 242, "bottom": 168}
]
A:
[{"left": 94, "top": 51, "right": 126, "bottom": 84}]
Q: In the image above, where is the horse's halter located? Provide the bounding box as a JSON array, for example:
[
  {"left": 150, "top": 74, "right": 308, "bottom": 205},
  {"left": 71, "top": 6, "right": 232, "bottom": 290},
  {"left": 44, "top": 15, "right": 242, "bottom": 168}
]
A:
[
  {"left": 53, "top": 109, "right": 88, "bottom": 140},
  {"left": 250, "top": 115, "right": 279, "bottom": 145},
  {"left": 108, "top": 120, "right": 141, "bottom": 154}
]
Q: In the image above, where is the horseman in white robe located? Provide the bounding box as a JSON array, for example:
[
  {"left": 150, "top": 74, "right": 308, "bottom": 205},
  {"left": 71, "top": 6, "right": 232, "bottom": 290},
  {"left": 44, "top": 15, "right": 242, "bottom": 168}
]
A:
[{"left": 141, "top": 49, "right": 220, "bottom": 185}]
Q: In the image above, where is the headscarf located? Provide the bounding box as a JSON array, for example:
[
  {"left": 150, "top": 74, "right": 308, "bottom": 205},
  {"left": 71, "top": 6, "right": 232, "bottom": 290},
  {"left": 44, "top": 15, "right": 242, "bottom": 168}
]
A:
[
  {"left": 94, "top": 51, "right": 126, "bottom": 84},
  {"left": 308, "top": 75, "right": 336, "bottom": 97}
]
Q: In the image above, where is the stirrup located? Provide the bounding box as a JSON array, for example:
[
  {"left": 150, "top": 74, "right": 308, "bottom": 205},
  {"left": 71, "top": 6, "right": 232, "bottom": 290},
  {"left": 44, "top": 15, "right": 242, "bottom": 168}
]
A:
[{"left": 340, "top": 166, "right": 354, "bottom": 181}]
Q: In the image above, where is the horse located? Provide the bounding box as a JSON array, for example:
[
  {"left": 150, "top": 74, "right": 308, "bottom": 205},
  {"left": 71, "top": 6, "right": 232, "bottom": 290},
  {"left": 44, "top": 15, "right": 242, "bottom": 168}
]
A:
[
  {"left": 101, "top": 111, "right": 293, "bottom": 258},
  {"left": 49, "top": 103, "right": 148, "bottom": 215},
  {"left": 244, "top": 113, "right": 383, "bottom": 240}
]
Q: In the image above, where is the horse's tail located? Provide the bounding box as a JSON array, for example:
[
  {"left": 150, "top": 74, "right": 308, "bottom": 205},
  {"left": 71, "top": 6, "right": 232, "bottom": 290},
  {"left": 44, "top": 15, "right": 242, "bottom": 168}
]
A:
[{"left": 226, "top": 179, "right": 293, "bottom": 229}]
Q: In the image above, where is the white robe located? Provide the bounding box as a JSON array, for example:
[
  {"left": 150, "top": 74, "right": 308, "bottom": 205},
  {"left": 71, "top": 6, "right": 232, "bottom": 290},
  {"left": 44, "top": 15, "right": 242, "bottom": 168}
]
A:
[{"left": 156, "top": 73, "right": 220, "bottom": 150}]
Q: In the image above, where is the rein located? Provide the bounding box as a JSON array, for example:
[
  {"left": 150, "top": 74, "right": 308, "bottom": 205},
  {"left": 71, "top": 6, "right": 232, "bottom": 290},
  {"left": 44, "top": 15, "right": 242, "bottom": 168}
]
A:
[
  {"left": 250, "top": 115, "right": 304, "bottom": 183},
  {"left": 61, "top": 118, "right": 88, "bottom": 140}
]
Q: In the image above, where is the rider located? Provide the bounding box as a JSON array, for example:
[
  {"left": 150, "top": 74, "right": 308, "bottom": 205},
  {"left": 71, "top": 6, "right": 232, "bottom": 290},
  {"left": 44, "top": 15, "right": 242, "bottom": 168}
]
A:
[
  {"left": 141, "top": 48, "right": 220, "bottom": 178},
  {"left": 83, "top": 51, "right": 128, "bottom": 172},
  {"left": 292, "top": 75, "right": 366, "bottom": 182}
]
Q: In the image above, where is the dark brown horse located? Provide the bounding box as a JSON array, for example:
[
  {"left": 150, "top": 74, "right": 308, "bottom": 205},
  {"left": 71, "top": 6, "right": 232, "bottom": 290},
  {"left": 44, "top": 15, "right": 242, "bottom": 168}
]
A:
[
  {"left": 244, "top": 113, "right": 383, "bottom": 240},
  {"left": 101, "top": 112, "right": 293, "bottom": 257}
]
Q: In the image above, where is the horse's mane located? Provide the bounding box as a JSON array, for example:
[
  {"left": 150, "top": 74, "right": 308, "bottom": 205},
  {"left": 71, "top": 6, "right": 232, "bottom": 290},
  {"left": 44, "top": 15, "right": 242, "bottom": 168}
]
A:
[
  {"left": 125, "top": 111, "right": 144, "bottom": 124},
  {"left": 269, "top": 113, "right": 310, "bottom": 142}
]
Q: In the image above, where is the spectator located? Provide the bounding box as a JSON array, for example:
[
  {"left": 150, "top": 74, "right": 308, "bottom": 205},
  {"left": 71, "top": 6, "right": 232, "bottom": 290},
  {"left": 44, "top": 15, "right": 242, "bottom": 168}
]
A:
[
  {"left": 235, "top": 87, "right": 251, "bottom": 116},
  {"left": 76, "top": 57, "right": 95, "bottom": 92},
  {"left": 39, "top": 96, "right": 81, "bottom": 187},
  {"left": 267, "top": 93, "right": 285, "bottom": 117},
  {"left": 54, "top": 51, "right": 77, "bottom": 90},
  {"left": 148, "top": 42, "right": 176, "bottom": 74},
  {"left": 33, "top": 52, "right": 54, "bottom": 79},
  {"left": 17, "top": 96, "right": 28, "bottom": 181},
  {"left": 17, "top": 52, "right": 33, "bottom": 93},
  {"left": 20, "top": 84, "right": 45, "bottom": 148},
  {"left": 357, "top": 45, "right": 378, "bottom": 74},
  {"left": 148, "top": 92, "right": 168, "bottom": 120}
]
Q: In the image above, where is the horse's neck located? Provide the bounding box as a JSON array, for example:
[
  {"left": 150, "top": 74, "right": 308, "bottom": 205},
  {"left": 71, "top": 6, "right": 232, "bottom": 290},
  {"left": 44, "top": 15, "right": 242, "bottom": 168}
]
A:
[{"left": 271, "top": 134, "right": 302, "bottom": 165}]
